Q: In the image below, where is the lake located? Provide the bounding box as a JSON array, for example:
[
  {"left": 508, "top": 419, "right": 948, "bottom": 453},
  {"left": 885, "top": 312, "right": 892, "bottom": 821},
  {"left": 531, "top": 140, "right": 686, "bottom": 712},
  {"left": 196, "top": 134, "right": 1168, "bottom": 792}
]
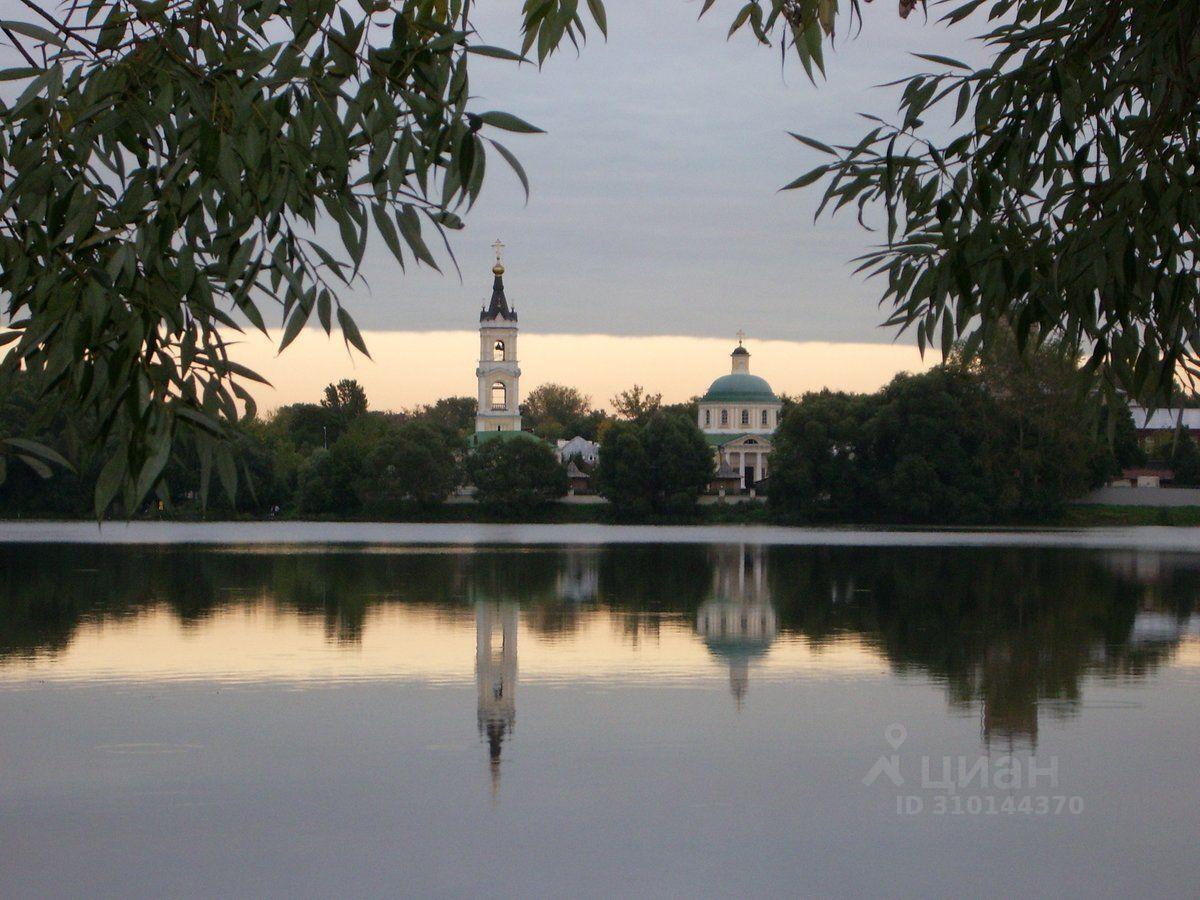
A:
[{"left": 0, "top": 525, "right": 1197, "bottom": 898}]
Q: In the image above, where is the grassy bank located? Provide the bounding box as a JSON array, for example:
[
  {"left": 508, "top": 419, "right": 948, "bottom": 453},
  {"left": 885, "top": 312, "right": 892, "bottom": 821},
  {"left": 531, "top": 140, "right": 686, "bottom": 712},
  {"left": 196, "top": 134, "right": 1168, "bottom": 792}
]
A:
[
  {"left": 1053, "top": 505, "right": 1200, "bottom": 527},
  {"left": 6, "top": 502, "right": 1200, "bottom": 528}
]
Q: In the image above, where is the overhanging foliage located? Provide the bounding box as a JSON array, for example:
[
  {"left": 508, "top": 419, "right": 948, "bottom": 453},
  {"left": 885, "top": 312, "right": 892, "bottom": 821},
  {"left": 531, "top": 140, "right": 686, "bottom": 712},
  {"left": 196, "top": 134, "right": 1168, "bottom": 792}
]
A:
[{"left": 0, "top": 0, "right": 605, "bottom": 514}]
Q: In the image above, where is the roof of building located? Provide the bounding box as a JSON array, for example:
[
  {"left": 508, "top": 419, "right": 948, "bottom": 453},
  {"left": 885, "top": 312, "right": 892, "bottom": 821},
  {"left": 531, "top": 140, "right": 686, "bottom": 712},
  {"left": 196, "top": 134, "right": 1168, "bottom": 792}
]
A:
[
  {"left": 713, "top": 458, "right": 740, "bottom": 478},
  {"left": 731, "top": 345, "right": 750, "bottom": 357},
  {"left": 701, "top": 372, "right": 779, "bottom": 403},
  {"left": 1129, "top": 406, "right": 1200, "bottom": 431},
  {"left": 558, "top": 435, "right": 599, "bottom": 450},
  {"left": 704, "top": 432, "right": 774, "bottom": 447},
  {"left": 481, "top": 272, "right": 517, "bottom": 322}
]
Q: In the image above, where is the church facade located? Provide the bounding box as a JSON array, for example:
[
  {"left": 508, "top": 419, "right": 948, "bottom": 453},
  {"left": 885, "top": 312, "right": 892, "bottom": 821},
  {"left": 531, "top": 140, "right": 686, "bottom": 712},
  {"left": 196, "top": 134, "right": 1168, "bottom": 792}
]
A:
[{"left": 698, "top": 340, "right": 782, "bottom": 490}]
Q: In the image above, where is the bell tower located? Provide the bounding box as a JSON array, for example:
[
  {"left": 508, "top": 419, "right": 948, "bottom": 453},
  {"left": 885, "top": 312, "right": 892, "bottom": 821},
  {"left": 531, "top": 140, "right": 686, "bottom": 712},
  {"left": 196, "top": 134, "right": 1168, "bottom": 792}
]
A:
[{"left": 475, "top": 240, "right": 522, "bottom": 433}]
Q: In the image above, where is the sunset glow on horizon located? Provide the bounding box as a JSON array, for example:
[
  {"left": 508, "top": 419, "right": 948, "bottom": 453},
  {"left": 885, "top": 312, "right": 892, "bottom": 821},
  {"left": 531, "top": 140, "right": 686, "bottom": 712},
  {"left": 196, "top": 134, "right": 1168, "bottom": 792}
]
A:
[
  {"left": 0, "top": 602, "right": 890, "bottom": 687},
  {"left": 230, "top": 328, "right": 932, "bottom": 414}
]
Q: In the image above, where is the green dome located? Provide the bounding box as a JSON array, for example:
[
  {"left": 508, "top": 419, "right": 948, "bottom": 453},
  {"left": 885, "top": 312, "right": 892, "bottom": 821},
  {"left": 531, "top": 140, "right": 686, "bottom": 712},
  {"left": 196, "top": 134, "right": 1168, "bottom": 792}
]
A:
[{"left": 701, "top": 373, "right": 778, "bottom": 403}]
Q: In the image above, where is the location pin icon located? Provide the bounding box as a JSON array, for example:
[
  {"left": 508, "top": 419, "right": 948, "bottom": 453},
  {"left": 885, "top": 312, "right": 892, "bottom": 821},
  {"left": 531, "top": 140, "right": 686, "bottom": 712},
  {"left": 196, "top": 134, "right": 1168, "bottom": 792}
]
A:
[{"left": 885, "top": 723, "right": 907, "bottom": 750}]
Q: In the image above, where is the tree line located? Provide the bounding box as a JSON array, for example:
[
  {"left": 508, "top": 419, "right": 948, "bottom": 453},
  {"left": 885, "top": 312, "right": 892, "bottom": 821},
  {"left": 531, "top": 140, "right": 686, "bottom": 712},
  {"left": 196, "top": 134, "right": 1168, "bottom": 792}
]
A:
[
  {"left": 3, "top": 341, "right": 1196, "bottom": 523},
  {"left": 0, "top": 373, "right": 709, "bottom": 519}
]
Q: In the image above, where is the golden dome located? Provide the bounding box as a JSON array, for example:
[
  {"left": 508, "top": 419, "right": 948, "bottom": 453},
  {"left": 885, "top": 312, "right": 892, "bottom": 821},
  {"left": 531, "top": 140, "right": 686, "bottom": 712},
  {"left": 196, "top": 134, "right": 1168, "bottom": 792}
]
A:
[{"left": 492, "top": 262, "right": 505, "bottom": 275}]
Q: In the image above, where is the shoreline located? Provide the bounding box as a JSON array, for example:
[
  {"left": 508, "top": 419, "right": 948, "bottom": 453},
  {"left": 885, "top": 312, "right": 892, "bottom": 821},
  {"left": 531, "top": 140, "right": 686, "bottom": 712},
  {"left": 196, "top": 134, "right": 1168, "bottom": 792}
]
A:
[{"left": 3, "top": 519, "right": 1200, "bottom": 550}]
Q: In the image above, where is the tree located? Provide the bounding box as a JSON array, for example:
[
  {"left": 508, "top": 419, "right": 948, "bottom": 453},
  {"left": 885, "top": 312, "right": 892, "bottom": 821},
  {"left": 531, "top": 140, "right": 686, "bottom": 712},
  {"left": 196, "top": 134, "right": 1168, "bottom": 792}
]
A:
[
  {"left": 770, "top": 357, "right": 1112, "bottom": 524},
  {"left": 0, "top": 0, "right": 608, "bottom": 512},
  {"left": 467, "top": 437, "right": 568, "bottom": 514},
  {"left": 769, "top": 390, "right": 876, "bottom": 519},
  {"left": 410, "top": 397, "right": 477, "bottom": 447},
  {"left": 865, "top": 369, "right": 996, "bottom": 524},
  {"left": 596, "top": 413, "right": 712, "bottom": 515},
  {"left": 660, "top": 397, "right": 700, "bottom": 424},
  {"left": 782, "top": 0, "right": 1200, "bottom": 403},
  {"left": 295, "top": 449, "right": 346, "bottom": 517},
  {"left": 295, "top": 414, "right": 388, "bottom": 516},
  {"left": 162, "top": 415, "right": 291, "bottom": 516},
  {"left": 322, "top": 380, "right": 369, "bottom": 420},
  {"left": 0, "top": 369, "right": 91, "bottom": 516},
  {"left": 362, "top": 421, "right": 457, "bottom": 511},
  {"left": 1170, "top": 431, "right": 1200, "bottom": 487},
  {"left": 955, "top": 332, "right": 1114, "bottom": 511},
  {"left": 640, "top": 412, "right": 714, "bottom": 513},
  {"left": 610, "top": 385, "right": 662, "bottom": 425},
  {"left": 595, "top": 424, "right": 653, "bottom": 516},
  {"left": 271, "top": 403, "right": 342, "bottom": 454},
  {"left": 1100, "top": 402, "right": 1146, "bottom": 473},
  {"left": 523, "top": 383, "right": 604, "bottom": 441}
]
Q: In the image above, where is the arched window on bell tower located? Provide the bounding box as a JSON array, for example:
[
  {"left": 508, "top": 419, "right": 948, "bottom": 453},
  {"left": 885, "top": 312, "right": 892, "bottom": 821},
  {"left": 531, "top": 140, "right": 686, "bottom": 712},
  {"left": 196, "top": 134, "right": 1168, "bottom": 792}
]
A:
[
  {"left": 493, "top": 340, "right": 505, "bottom": 361},
  {"left": 491, "top": 382, "right": 507, "bottom": 410}
]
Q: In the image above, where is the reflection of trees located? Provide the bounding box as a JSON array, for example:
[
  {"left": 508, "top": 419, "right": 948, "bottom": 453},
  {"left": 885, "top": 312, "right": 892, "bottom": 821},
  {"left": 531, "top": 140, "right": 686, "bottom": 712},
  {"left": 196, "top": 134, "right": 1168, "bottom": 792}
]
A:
[
  {"left": 767, "top": 546, "right": 1198, "bottom": 746},
  {"left": 595, "top": 545, "right": 711, "bottom": 610},
  {"left": 2, "top": 543, "right": 1197, "bottom": 747}
]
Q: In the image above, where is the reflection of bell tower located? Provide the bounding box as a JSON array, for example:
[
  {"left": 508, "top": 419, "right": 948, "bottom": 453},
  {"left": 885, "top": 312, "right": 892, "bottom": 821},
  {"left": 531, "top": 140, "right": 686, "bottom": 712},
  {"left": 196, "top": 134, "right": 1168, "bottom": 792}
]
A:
[
  {"left": 697, "top": 545, "right": 777, "bottom": 709},
  {"left": 556, "top": 549, "right": 600, "bottom": 603},
  {"left": 476, "top": 601, "right": 518, "bottom": 798}
]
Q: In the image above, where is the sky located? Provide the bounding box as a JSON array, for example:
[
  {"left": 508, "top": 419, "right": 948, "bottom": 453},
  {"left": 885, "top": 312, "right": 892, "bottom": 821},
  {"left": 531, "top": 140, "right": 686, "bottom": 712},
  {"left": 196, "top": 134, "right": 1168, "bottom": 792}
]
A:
[
  {"left": 0, "top": 1, "right": 989, "bottom": 410},
  {"left": 232, "top": 328, "right": 928, "bottom": 410},
  {"left": 329, "top": 0, "right": 986, "bottom": 340}
]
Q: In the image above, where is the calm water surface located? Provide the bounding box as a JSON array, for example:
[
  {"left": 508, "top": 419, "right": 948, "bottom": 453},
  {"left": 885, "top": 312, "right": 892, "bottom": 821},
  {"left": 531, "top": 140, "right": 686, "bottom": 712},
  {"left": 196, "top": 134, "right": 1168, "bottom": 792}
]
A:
[{"left": 1, "top": 535, "right": 1197, "bottom": 898}]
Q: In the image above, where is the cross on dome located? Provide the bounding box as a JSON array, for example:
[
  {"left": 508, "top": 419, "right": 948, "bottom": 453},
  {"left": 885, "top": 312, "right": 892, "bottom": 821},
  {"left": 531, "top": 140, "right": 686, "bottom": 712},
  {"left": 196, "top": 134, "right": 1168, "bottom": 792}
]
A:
[
  {"left": 492, "top": 239, "right": 506, "bottom": 275},
  {"left": 736, "top": 329, "right": 746, "bottom": 346}
]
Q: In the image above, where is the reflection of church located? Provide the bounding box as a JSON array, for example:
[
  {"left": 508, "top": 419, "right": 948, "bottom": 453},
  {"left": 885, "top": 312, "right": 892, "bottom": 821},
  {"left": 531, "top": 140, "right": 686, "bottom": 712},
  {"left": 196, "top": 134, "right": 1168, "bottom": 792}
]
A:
[
  {"left": 696, "top": 545, "right": 778, "bottom": 707},
  {"left": 476, "top": 601, "right": 518, "bottom": 797}
]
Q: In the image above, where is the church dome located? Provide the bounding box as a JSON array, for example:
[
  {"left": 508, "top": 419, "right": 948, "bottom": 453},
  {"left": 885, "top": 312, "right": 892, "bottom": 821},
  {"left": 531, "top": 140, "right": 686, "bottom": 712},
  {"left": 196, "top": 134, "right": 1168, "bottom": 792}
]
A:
[
  {"left": 701, "top": 373, "right": 778, "bottom": 403},
  {"left": 696, "top": 600, "right": 777, "bottom": 661}
]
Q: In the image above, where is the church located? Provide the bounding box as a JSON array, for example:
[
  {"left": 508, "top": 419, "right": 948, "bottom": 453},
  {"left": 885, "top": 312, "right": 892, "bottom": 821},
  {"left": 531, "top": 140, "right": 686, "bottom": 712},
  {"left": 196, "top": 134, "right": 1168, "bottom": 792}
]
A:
[
  {"left": 697, "top": 337, "right": 782, "bottom": 492},
  {"left": 470, "top": 242, "right": 783, "bottom": 493},
  {"left": 473, "top": 241, "right": 525, "bottom": 437}
]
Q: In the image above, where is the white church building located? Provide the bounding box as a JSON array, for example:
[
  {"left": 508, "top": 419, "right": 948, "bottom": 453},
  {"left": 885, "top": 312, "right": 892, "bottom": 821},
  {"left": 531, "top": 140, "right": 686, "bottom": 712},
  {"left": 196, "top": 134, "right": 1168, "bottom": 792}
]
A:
[{"left": 698, "top": 338, "right": 783, "bottom": 490}]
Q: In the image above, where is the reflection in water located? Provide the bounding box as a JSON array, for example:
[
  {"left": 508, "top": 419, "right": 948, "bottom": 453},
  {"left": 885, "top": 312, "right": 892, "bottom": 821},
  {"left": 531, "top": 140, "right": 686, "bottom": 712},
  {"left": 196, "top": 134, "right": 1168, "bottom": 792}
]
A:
[
  {"left": 2, "top": 540, "right": 1199, "bottom": 898},
  {"left": 0, "top": 543, "right": 1197, "bottom": 753},
  {"left": 697, "top": 545, "right": 778, "bottom": 708},
  {"left": 476, "top": 601, "right": 518, "bottom": 797}
]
